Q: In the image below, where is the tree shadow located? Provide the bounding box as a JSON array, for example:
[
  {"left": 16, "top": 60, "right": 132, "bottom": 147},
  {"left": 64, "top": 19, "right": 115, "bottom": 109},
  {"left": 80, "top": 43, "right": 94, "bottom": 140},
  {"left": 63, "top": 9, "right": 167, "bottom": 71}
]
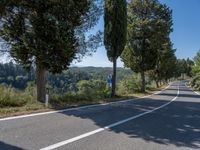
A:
[
  {"left": 159, "top": 93, "right": 200, "bottom": 98},
  {"left": 58, "top": 85, "right": 200, "bottom": 149},
  {"left": 0, "top": 141, "right": 24, "bottom": 150},
  {"left": 112, "top": 100, "right": 200, "bottom": 149},
  {"left": 166, "top": 88, "right": 193, "bottom": 92}
]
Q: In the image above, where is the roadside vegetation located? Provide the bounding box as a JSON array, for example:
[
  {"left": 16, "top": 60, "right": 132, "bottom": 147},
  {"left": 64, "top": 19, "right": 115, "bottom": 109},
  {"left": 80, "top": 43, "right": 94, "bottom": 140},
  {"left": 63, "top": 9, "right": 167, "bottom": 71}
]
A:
[
  {"left": 0, "top": 0, "right": 198, "bottom": 117},
  {"left": 0, "top": 78, "right": 161, "bottom": 117},
  {"left": 0, "top": 83, "right": 45, "bottom": 117},
  {"left": 190, "top": 51, "right": 200, "bottom": 91},
  {"left": 0, "top": 65, "right": 154, "bottom": 116},
  {"left": 0, "top": 61, "right": 193, "bottom": 117}
]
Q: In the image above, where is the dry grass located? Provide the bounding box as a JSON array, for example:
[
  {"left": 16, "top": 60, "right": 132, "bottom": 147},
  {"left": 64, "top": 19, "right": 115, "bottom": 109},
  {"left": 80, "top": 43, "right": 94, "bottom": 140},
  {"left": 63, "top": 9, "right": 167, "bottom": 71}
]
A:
[{"left": 0, "top": 83, "right": 168, "bottom": 118}]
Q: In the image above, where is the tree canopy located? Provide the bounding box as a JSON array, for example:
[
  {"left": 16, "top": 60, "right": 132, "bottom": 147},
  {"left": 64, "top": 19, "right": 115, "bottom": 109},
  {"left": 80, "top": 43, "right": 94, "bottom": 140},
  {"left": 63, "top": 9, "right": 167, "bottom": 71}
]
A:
[
  {"left": 0, "top": 0, "right": 102, "bottom": 72},
  {"left": 104, "top": 0, "right": 127, "bottom": 96},
  {"left": 0, "top": 0, "right": 102, "bottom": 101},
  {"left": 121, "top": 0, "right": 173, "bottom": 92}
]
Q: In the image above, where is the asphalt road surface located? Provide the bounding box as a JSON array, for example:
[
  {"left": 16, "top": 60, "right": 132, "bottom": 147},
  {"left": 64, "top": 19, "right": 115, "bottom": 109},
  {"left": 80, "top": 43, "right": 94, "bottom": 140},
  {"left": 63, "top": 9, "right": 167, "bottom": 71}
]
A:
[{"left": 0, "top": 81, "right": 200, "bottom": 150}]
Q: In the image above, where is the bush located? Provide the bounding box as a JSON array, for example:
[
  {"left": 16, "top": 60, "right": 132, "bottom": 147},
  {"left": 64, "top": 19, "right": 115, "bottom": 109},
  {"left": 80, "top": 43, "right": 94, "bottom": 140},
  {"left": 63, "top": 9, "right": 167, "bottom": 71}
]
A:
[
  {"left": 190, "top": 75, "right": 200, "bottom": 90},
  {"left": 191, "top": 66, "right": 200, "bottom": 90},
  {"left": 77, "top": 80, "right": 110, "bottom": 99},
  {"left": 0, "top": 83, "right": 36, "bottom": 107},
  {"left": 117, "top": 73, "right": 160, "bottom": 95},
  {"left": 117, "top": 73, "right": 141, "bottom": 95},
  {"left": 50, "top": 80, "right": 110, "bottom": 106},
  {"left": 0, "top": 85, "right": 26, "bottom": 107}
]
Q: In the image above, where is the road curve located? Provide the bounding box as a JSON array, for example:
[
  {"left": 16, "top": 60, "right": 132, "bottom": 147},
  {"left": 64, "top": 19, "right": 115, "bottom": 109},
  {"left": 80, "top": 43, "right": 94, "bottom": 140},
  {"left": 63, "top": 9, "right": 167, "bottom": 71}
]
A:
[{"left": 0, "top": 81, "right": 199, "bottom": 150}]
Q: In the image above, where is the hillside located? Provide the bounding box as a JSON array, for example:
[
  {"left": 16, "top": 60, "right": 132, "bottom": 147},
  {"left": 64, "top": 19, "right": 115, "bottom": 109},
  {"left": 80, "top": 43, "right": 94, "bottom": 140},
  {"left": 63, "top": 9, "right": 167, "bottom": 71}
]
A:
[{"left": 0, "top": 62, "right": 132, "bottom": 91}]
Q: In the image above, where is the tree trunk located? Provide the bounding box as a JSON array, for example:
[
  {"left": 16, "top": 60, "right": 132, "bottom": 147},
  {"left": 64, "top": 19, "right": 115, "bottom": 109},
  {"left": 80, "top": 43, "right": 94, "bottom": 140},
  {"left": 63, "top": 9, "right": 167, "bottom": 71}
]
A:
[
  {"left": 159, "top": 80, "right": 162, "bottom": 86},
  {"left": 141, "top": 71, "right": 145, "bottom": 93},
  {"left": 156, "top": 80, "right": 159, "bottom": 88},
  {"left": 165, "top": 79, "right": 168, "bottom": 84},
  {"left": 36, "top": 65, "right": 46, "bottom": 103},
  {"left": 111, "top": 57, "right": 117, "bottom": 97}
]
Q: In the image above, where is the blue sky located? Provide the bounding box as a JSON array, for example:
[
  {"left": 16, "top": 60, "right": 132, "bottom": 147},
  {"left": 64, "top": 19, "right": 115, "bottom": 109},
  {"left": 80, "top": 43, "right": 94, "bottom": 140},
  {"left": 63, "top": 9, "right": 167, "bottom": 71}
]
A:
[{"left": 75, "top": 0, "right": 200, "bottom": 67}]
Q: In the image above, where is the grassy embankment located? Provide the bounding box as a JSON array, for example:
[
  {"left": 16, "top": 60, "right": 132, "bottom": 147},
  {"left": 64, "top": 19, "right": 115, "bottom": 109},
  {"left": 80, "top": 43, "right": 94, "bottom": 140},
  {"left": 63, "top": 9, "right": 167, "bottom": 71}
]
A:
[{"left": 0, "top": 82, "right": 168, "bottom": 118}]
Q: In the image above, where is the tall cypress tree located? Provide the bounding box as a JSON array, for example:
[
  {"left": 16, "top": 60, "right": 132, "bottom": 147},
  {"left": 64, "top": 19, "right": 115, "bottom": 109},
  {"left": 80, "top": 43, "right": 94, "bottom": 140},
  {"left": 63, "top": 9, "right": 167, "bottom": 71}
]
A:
[
  {"left": 0, "top": 0, "right": 102, "bottom": 102},
  {"left": 121, "top": 0, "right": 172, "bottom": 92},
  {"left": 104, "top": 0, "right": 127, "bottom": 97}
]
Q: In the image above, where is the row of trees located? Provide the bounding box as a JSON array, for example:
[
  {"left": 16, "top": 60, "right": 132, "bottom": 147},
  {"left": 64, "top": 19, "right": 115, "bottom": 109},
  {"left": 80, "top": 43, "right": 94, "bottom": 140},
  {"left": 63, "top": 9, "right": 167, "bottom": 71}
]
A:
[
  {"left": 104, "top": 0, "right": 195, "bottom": 94},
  {"left": 122, "top": 0, "right": 174, "bottom": 92},
  {"left": 0, "top": 0, "right": 196, "bottom": 102},
  {"left": 104, "top": 0, "right": 177, "bottom": 94}
]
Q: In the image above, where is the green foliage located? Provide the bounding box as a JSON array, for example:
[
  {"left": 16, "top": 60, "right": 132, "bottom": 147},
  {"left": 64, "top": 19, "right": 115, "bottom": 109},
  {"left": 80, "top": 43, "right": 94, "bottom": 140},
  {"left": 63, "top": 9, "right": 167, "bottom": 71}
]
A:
[
  {"left": 121, "top": 0, "right": 173, "bottom": 92},
  {"left": 194, "top": 50, "right": 200, "bottom": 66},
  {"left": 191, "top": 51, "right": 200, "bottom": 90},
  {"left": 117, "top": 73, "right": 158, "bottom": 95},
  {"left": 104, "top": 0, "right": 127, "bottom": 60},
  {"left": 0, "top": 0, "right": 102, "bottom": 102},
  {"left": 192, "top": 66, "right": 200, "bottom": 76},
  {"left": 190, "top": 74, "right": 200, "bottom": 91},
  {"left": 0, "top": 0, "right": 101, "bottom": 72},
  {"left": 175, "top": 58, "right": 194, "bottom": 78},
  {"left": 69, "top": 67, "right": 132, "bottom": 81},
  {"left": 150, "top": 42, "right": 177, "bottom": 85},
  {"left": 0, "top": 84, "right": 36, "bottom": 107},
  {"left": 186, "top": 58, "right": 195, "bottom": 77},
  {"left": 50, "top": 80, "right": 110, "bottom": 106},
  {"left": 117, "top": 73, "right": 141, "bottom": 94},
  {"left": 0, "top": 62, "right": 132, "bottom": 92},
  {"left": 122, "top": 0, "right": 172, "bottom": 72},
  {"left": 77, "top": 80, "right": 109, "bottom": 99},
  {"left": 0, "top": 62, "right": 33, "bottom": 89},
  {"left": 104, "top": 0, "right": 127, "bottom": 96}
]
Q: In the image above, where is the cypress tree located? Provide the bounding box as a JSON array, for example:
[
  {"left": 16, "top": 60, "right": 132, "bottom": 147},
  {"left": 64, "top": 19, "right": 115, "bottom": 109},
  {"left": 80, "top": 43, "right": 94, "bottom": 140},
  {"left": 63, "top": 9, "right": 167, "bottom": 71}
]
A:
[{"left": 104, "top": 0, "right": 127, "bottom": 97}]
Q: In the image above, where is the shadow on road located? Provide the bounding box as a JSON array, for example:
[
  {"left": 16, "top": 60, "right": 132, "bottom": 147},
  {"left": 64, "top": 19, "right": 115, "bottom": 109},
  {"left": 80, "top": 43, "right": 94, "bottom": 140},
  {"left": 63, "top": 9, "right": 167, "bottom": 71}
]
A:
[
  {"left": 0, "top": 141, "right": 24, "bottom": 150},
  {"left": 159, "top": 93, "right": 200, "bottom": 99},
  {"left": 58, "top": 83, "right": 200, "bottom": 149},
  {"left": 112, "top": 99, "right": 200, "bottom": 149}
]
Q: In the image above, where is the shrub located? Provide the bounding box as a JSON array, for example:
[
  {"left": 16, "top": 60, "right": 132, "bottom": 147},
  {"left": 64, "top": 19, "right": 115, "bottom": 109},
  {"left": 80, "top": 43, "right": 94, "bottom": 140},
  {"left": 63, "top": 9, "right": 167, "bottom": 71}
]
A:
[
  {"left": 191, "top": 66, "right": 200, "bottom": 90},
  {"left": 77, "top": 80, "right": 110, "bottom": 99},
  {"left": 190, "top": 75, "right": 200, "bottom": 90},
  {"left": 50, "top": 80, "right": 110, "bottom": 106},
  {"left": 117, "top": 73, "right": 141, "bottom": 95},
  {"left": 0, "top": 83, "right": 36, "bottom": 107},
  {"left": 0, "top": 85, "right": 26, "bottom": 107}
]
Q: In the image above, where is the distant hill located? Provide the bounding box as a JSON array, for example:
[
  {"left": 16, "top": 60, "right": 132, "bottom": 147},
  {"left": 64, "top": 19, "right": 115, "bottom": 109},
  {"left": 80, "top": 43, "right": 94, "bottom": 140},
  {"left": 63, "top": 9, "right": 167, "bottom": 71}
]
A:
[
  {"left": 0, "top": 62, "right": 132, "bottom": 90},
  {"left": 68, "top": 66, "right": 132, "bottom": 81}
]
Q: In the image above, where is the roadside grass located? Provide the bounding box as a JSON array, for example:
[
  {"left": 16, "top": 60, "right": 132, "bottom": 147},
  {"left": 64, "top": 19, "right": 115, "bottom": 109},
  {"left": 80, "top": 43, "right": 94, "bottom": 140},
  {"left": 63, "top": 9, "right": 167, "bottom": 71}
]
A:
[
  {"left": 0, "top": 103, "right": 46, "bottom": 118},
  {"left": 0, "top": 85, "right": 48, "bottom": 117},
  {"left": 120, "top": 82, "right": 168, "bottom": 97},
  {"left": 0, "top": 83, "right": 168, "bottom": 118}
]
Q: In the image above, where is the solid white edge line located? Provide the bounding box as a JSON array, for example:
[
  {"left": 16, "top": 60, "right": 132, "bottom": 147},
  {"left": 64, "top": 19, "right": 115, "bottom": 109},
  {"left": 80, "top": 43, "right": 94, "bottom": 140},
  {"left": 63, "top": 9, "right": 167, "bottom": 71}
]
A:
[
  {"left": 0, "top": 83, "right": 172, "bottom": 122},
  {"left": 40, "top": 83, "right": 179, "bottom": 150},
  {"left": 194, "top": 91, "right": 200, "bottom": 95}
]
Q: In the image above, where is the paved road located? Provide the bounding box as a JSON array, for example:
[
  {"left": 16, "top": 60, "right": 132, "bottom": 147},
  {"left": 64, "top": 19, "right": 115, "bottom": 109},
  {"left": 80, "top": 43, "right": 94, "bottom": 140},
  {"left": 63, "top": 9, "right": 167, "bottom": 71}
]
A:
[{"left": 0, "top": 81, "right": 200, "bottom": 150}]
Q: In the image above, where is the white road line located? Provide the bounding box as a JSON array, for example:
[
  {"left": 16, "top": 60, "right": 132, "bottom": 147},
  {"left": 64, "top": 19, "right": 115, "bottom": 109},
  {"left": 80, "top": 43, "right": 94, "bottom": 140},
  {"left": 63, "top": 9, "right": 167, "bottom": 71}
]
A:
[
  {"left": 40, "top": 84, "right": 179, "bottom": 150},
  {"left": 0, "top": 83, "right": 172, "bottom": 122},
  {"left": 194, "top": 91, "right": 200, "bottom": 95}
]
